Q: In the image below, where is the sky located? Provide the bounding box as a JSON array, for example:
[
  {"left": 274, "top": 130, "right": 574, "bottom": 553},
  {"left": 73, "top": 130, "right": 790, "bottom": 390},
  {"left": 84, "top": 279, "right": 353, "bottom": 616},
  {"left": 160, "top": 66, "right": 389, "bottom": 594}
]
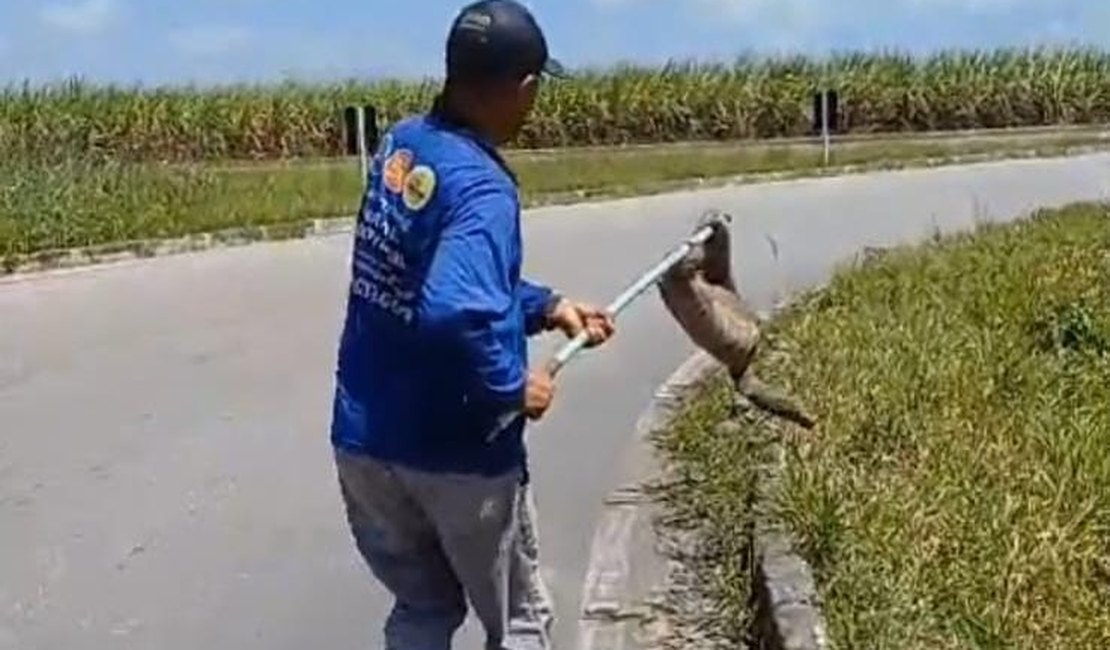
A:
[{"left": 1, "top": 0, "right": 1109, "bottom": 86}]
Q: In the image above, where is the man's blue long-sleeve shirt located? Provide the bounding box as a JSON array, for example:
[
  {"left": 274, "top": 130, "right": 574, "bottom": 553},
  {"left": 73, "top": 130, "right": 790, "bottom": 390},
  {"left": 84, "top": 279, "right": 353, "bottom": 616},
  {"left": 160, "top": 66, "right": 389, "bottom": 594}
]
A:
[{"left": 330, "top": 107, "right": 557, "bottom": 477}]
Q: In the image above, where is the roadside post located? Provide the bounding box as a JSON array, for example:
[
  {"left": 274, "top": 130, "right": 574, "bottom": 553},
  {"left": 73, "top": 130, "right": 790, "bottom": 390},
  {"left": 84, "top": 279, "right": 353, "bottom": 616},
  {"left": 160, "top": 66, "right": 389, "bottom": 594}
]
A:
[
  {"left": 812, "top": 88, "right": 840, "bottom": 166},
  {"left": 343, "top": 105, "right": 380, "bottom": 181}
]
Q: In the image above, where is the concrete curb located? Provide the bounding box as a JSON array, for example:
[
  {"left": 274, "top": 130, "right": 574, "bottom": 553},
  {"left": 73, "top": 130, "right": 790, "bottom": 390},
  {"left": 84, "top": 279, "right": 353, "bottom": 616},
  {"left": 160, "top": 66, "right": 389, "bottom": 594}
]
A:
[
  {"left": 577, "top": 350, "right": 724, "bottom": 650},
  {"left": 0, "top": 216, "right": 355, "bottom": 281},
  {"left": 577, "top": 346, "right": 832, "bottom": 650},
  {"left": 735, "top": 407, "right": 830, "bottom": 650},
  {"left": 5, "top": 143, "right": 1108, "bottom": 282},
  {"left": 509, "top": 123, "right": 1110, "bottom": 158}
]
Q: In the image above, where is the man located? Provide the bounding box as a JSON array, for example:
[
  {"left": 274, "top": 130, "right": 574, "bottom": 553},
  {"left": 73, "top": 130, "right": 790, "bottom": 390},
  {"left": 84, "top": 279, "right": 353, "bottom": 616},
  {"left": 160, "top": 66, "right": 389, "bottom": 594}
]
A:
[{"left": 329, "top": 1, "right": 615, "bottom": 648}]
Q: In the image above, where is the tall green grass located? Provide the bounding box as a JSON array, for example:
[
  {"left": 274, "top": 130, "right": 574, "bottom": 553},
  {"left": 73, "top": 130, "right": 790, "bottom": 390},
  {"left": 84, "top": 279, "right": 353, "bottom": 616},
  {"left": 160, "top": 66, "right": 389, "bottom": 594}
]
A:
[
  {"left": 658, "top": 203, "right": 1110, "bottom": 648},
  {"left": 4, "top": 47, "right": 1110, "bottom": 161}
]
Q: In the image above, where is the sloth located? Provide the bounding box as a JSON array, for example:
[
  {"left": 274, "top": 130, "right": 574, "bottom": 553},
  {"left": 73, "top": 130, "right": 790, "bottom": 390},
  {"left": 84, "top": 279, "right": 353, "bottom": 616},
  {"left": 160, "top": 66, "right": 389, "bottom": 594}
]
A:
[{"left": 658, "top": 210, "right": 817, "bottom": 430}]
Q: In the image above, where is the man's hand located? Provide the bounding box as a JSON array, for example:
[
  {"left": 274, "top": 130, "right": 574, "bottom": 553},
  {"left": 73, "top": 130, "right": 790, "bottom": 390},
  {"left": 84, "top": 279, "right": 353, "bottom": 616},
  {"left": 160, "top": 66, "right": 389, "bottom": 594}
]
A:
[
  {"left": 547, "top": 298, "right": 616, "bottom": 348},
  {"left": 523, "top": 368, "right": 556, "bottom": 420}
]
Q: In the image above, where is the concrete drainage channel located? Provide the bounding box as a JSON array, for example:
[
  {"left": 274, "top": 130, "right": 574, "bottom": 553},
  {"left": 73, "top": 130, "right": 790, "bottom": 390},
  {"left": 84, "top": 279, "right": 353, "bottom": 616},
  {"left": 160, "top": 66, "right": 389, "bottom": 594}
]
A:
[
  {"left": 577, "top": 350, "right": 828, "bottom": 650},
  {"left": 739, "top": 405, "right": 830, "bottom": 650}
]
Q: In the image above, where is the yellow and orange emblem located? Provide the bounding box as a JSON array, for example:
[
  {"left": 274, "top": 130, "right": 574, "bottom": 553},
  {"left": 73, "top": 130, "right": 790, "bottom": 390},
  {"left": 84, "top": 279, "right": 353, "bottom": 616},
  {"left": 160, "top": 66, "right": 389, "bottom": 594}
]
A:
[
  {"left": 402, "top": 165, "right": 437, "bottom": 211},
  {"left": 382, "top": 149, "right": 414, "bottom": 194}
]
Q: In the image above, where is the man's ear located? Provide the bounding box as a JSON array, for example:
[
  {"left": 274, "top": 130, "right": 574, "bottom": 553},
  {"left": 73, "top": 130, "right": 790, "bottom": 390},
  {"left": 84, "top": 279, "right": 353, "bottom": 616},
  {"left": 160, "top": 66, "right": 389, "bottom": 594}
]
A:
[{"left": 518, "top": 73, "right": 540, "bottom": 101}]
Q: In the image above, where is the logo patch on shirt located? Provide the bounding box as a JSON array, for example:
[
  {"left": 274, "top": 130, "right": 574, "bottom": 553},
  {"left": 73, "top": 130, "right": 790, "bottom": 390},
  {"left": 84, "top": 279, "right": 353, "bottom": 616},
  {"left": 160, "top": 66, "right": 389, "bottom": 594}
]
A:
[
  {"left": 402, "top": 165, "right": 437, "bottom": 211},
  {"left": 383, "top": 149, "right": 414, "bottom": 194}
]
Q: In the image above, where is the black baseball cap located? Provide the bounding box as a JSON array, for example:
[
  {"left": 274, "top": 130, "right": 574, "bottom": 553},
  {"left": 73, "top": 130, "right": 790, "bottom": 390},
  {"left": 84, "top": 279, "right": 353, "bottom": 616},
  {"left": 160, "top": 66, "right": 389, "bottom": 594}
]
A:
[{"left": 446, "top": 0, "right": 569, "bottom": 83}]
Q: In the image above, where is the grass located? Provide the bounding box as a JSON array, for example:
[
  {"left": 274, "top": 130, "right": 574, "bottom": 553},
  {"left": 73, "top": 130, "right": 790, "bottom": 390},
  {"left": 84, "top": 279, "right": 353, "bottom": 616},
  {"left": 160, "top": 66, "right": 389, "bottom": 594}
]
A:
[
  {"left": 655, "top": 202, "right": 1110, "bottom": 648},
  {"left": 3, "top": 127, "right": 1108, "bottom": 262},
  {"left": 6, "top": 47, "right": 1110, "bottom": 160}
]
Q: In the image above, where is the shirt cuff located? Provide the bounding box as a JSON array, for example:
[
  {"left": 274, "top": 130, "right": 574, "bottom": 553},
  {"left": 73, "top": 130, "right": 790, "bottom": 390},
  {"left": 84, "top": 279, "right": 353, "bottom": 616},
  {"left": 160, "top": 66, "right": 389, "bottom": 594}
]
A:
[{"left": 542, "top": 291, "right": 563, "bottom": 331}]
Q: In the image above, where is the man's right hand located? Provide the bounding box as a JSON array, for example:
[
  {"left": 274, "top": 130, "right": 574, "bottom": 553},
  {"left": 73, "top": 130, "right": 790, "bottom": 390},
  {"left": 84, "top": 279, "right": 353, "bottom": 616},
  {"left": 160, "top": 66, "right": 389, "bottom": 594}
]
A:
[{"left": 523, "top": 368, "right": 556, "bottom": 420}]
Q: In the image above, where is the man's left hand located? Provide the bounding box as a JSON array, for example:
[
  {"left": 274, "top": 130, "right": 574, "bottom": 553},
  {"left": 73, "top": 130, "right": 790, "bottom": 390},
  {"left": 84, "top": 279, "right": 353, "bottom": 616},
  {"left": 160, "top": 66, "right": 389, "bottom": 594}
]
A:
[{"left": 547, "top": 298, "right": 616, "bottom": 348}]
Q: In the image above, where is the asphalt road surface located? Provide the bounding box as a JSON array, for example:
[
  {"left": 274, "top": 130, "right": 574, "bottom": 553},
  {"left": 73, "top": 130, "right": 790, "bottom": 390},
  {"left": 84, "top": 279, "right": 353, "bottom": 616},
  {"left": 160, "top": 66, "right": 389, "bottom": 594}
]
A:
[{"left": 2, "top": 154, "right": 1108, "bottom": 650}]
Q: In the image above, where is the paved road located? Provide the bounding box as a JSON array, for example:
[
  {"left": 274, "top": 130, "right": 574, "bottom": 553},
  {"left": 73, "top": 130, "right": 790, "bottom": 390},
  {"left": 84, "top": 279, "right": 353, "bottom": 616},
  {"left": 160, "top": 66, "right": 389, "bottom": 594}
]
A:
[{"left": 2, "top": 154, "right": 1108, "bottom": 650}]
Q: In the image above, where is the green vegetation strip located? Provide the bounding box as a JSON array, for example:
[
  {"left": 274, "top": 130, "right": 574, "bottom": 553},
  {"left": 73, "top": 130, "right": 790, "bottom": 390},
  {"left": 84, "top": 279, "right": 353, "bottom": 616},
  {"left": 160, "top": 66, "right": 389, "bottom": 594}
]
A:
[
  {"left": 4, "top": 128, "right": 1108, "bottom": 263},
  {"left": 5, "top": 48, "right": 1110, "bottom": 161},
  {"left": 655, "top": 203, "right": 1110, "bottom": 649}
]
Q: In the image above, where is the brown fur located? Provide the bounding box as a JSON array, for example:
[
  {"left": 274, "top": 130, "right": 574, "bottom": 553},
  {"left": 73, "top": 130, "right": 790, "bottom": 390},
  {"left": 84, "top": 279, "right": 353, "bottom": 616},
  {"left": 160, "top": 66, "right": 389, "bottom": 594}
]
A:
[{"left": 658, "top": 210, "right": 817, "bottom": 429}]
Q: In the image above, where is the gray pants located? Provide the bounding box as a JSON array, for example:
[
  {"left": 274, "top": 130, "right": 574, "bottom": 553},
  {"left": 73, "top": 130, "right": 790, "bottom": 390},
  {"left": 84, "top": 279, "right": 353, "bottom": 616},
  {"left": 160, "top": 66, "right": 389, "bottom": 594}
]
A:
[{"left": 334, "top": 448, "right": 554, "bottom": 650}]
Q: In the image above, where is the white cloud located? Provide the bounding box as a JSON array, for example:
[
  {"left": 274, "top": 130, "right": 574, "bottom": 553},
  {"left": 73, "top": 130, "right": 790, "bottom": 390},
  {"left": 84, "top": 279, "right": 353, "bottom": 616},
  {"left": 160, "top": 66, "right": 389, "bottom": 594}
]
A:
[
  {"left": 40, "top": 0, "right": 117, "bottom": 35},
  {"left": 905, "top": 0, "right": 1036, "bottom": 10},
  {"left": 705, "top": 0, "right": 822, "bottom": 25},
  {"left": 589, "top": 0, "right": 824, "bottom": 31},
  {"left": 699, "top": 0, "right": 795, "bottom": 22},
  {"left": 689, "top": 0, "right": 826, "bottom": 49},
  {"left": 591, "top": 0, "right": 1044, "bottom": 20},
  {"left": 169, "top": 25, "right": 253, "bottom": 58}
]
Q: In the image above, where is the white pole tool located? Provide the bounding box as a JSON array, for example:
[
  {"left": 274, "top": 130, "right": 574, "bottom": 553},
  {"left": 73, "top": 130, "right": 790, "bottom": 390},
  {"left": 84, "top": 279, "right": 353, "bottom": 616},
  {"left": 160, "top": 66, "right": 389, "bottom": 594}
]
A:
[{"left": 486, "top": 212, "right": 732, "bottom": 442}]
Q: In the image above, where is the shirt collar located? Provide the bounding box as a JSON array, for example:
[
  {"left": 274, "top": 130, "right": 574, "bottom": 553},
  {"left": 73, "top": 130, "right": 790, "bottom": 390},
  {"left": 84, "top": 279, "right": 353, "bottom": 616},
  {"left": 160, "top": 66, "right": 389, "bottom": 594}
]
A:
[{"left": 428, "top": 93, "right": 518, "bottom": 186}]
